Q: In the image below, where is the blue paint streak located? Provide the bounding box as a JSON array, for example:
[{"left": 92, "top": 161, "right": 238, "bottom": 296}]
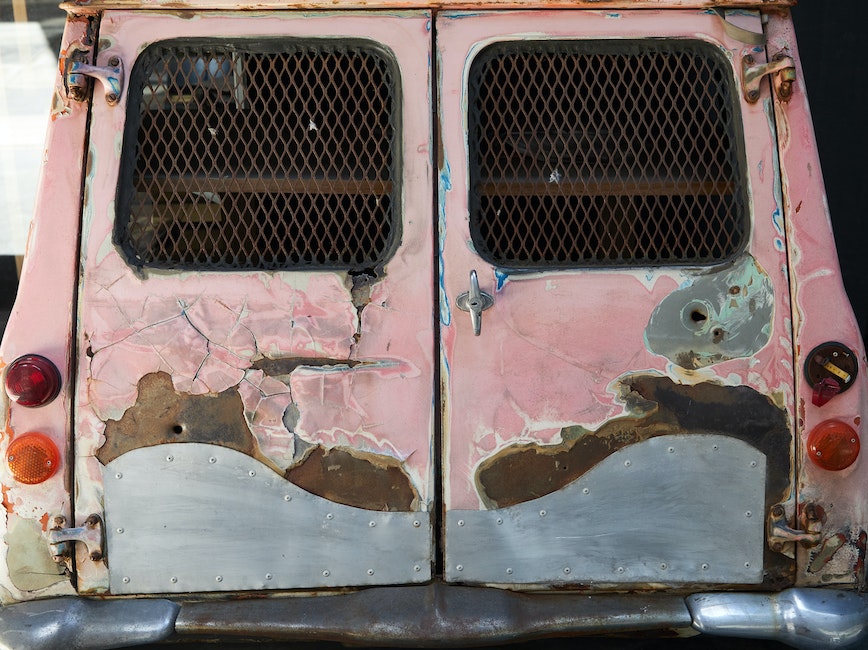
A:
[
  {"left": 495, "top": 269, "right": 509, "bottom": 292},
  {"left": 439, "top": 161, "right": 452, "bottom": 327}
]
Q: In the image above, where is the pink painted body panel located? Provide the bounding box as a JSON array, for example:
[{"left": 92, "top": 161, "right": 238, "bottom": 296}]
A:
[
  {"left": 0, "top": 18, "right": 92, "bottom": 603},
  {"left": 437, "top": 9, "right": 796, "bottom": 510},
  {"left": 766, "top": 14, "right": 868, "bottom": 586},
  {"left": 74, "top": 11, "right": 435, "bottom": 592}
]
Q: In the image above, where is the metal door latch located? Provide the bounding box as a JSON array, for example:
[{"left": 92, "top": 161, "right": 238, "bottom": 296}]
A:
[
  {"left": 48, "top": 513, "right": 105, "bottom": 563},
  {"left": 64, "top": 43, "right": 124, "bottom": 105},
  {"left": 768, "top": 503, "right": 822, "bottom": 555},
  {"left": 742, "top": 52, "right": 796, "bottom": 103},
  {"left": 456, "top": 270, "right": 494, "bottom": 336}
]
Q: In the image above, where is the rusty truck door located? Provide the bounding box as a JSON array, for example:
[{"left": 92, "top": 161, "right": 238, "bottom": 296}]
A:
[
  {"left": 438, "top": 10, "right": 797, "bottom": 588},
  {"left": 73, "top": 11, "right": 435, "bottom": 594}
]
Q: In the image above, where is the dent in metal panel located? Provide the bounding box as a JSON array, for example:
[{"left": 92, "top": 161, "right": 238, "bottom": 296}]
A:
[
  {"left": 644, "top": 255, "right": 773, "bottom": 369},
  {"left": 103, "top": 443, "right": 431, "bottom": 594},
  {"left": 446, "top": 434, "right": 765, "bottom": 585}
]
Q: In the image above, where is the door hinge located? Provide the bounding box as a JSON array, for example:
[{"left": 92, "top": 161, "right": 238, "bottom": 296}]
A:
[
  {"left": 768, "top": 502, "right": 822, "bottom": 557},
  {"left": 742, "top": 52, "right": 796, "bottom": 104},
  {"left": 48, "top": 513, "right": 105, "bottom": 565},
  {"left": 64, "top": 43, "right": 124, "bottom": 106}
]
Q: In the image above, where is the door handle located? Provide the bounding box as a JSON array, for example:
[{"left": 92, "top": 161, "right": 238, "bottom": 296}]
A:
[{"left": 455, "top": 270, "right": 494, "bottom": 336}]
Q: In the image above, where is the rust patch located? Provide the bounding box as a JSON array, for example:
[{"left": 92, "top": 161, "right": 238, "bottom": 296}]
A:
[
  {"left": 97, "top": 372, "right": 257, "bottom": 464},
  {"left": 285, "top": 445, "right": 417, "bottom": 512},
  {"left": 477, "top": 375, "right": 792, "bottom": 510}
]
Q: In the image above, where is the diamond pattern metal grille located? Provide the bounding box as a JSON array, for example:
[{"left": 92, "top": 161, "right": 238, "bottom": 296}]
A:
[
  {"left": 117, "top": 40, "right": 399, "bottom": 270},
  {"left": 468, "top": 40, "right": 748, "bottom": 267}
]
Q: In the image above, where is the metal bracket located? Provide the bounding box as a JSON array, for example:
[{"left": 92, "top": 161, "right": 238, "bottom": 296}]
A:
[
  {"left": 48, "top": 513, "right": 105, "bottom": 563},
  {"left": 767, "top": 503, "right": 822, "bottom": 556},
  {"left": 64, "top": 43, "right": 124, "bottom": 105},
  {"left": 742, "top": 52, "right": 796, "bottom": 104}
]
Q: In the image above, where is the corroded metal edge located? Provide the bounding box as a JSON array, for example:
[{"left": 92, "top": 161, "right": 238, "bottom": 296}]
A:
[{"left": 60, "top": 0, "right": 796, "bottom": 16}]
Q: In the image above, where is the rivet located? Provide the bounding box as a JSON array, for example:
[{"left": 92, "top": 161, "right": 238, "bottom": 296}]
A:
[
  {"left": 457, "top": 519, "right": 465, "bottom": 527},
  {"left": 248, "top": 470, "right": 256, "bottom": 477},
  {"left": 323, "top": 570, "right": 330, "bottom": 577},
  {"left": 539, "top": 510, "right": 547, "bottom": 517},
  {"left": 712, "top": 444, "right": 719, "bottom": 451},
  {"left": 660, "top": 563, "right": 668, "bottom": 570},
  {"left": 582, "top": 488, "right": 590, "bottom": 495},
  {"left": 456, "top": 565, "right": 464, "bottom": 572},
  {"left": 563, "top": 567, "right": 571, "bottom": 575},
  {"left": 414, "top": 565, "right": 421, "bottom": 572},
  {"left": 284, "top": 495, "right": 292, "bottom": 502},
  {"left": 216, "top": 575, "right": 223, "bottom": 582},
  {"left": 745, "top": 511, "right": 752, "bottom": 518},
  {"left": 166, "top": 455, "right": 174, "bottom": 462},
  {"left": 116, "top": 527, "right": 124, "bottom": 534},
  {"left": 496, "top": 517, "right": 503, "bottom": 525},
  {"left": 122, "top": 576, "right": 130, "bottom": 583},
  {"left": 115, "top": 472, "right": 123, "bottom": 479},
  {"left": 506, "top": 568, "right": 514, "bottom": 575},
  {"left": 326, "top": 513, "right": 334, "bottom": 520},
  {"left": 750, "top": 460, "right": 758, "bottom": 468},
  {"left": 367, "top": 569, "right": 374, "bottom": 576},
  {"left": 617, "top": 567, "right": 625, "bottom": 574},
  {"left": 413, "top": 520, "right": 421, "bottom": 528},
  {"left": 668, "top": 447, "right": 675, "bottom": 454},
  {"left": 624, "top": 460, "right": 632, "bottom": 467},
  {"left": 209, "top": 457, "right": 217, "bottom": 464},
  {"left": 369, "top": 521, "right": 376, "bottom": 528},
  {"left": 170, "top": 576, "right": 178, "bottom": 583},
  {"left": 701, "top": 563, "right": 709, "bottom": 570},
  {"left": 745, "top": 562, "right": 751, "bottom": 569},
  {"left": 265, "top": 573, "right": 273, "bottom": 580}
]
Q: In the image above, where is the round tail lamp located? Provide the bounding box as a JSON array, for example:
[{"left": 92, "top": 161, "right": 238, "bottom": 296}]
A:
[
  {"left": 4, "top": 354, "right": 61, "bottom": 407},
  {"left": 807, "top": 419, "right": 860, "bottom": 471},
  {"left": 6, "top": 433, "right": 60, "bottom": 484}
]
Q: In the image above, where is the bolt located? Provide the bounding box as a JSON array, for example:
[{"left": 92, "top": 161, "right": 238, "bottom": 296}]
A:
[
  {"left": 748, "top": 89, "right": 760, "bottom": 102},
  {"left": 108, "top": 56, "right": 120, "bottom": 67},
  {"left": 106, "top": 93, "right": 118, "bottom": 104},
  {"left": 69, "top": 87, "right": 85, "bottom": 102}
]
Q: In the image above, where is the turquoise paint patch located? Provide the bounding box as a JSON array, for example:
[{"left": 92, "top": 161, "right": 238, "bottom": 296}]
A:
[
  {"left": 439, "top": 161, "right": 452, "bottom": 327},
  {"left": 495, "top": 269, "right": 508, "bottom": 291}
]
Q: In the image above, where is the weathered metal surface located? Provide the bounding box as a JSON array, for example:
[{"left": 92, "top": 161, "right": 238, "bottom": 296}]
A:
[
  {"left": 688, "top": 589, "right": 868, "bottom": 650},
  {"left": 0, "top": 15, "right": 94, "bottom": 604},
  {"left": 73, "top": 11, "right": 434, "bottom": 593},
  {"left": 60, "top": 1, "right": 798, "bottom": 16},
  {"left": 765, "top": 12, "right": 868, "bottom": 587},
  {"left": 644, "top": 255, "right": 774, "bottom": 370},
  {"left": 103, "top": 443, "right": 432, "bottom": 594},
  {"left": 174, "top": 583, "right": 694, "bottom": 643},
  {"left": 447, "top": 434, "right": 766, "bottom": 585},
  {"left": 476, "top": 375, "right": 790, "bottom": 509},
  {"left": 0, "top": 597, "right": 179, "bottom": 649}
]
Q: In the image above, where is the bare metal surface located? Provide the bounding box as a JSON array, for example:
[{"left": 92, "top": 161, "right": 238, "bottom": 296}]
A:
[
  {"left": 0, "top": 597, "right": 178, "bottom": 650},
  {"left": 447, "top": 434, "right": 766, "bottom": 585},
  {"left": 687, "top": 588, "right": 868, "bottom": 650},
  {"left": 174, "top": 583, "right": 693, "bottom": 643},
  {"left": 102, "top": 443, "right": 432, "bottom": 594}
]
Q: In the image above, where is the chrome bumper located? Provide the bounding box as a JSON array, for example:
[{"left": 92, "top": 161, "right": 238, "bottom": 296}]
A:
[{"left": 0, "top": 586, "right": 866, "bottom": 650}]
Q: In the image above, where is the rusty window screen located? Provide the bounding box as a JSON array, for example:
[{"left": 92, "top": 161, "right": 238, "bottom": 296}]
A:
[
  {"left": 116, "top": 40, "right": 400, "bottom": 271},
  {"left": 468, "top": 40, "right": 748, "bottom": 268}
]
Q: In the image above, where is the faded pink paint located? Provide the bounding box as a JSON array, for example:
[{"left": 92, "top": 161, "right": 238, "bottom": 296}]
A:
[
  {"left": 437, "top": 9, "right": 796, "bottom": 509},
  {"left": 0, "top": 18, "right": 92, "bottom": 603},
  {"left": 767, "top": 13, "right": 868, "bottom": 586},
  {"left": 74, "top": 11, "right": 435, "bottom": 593}
]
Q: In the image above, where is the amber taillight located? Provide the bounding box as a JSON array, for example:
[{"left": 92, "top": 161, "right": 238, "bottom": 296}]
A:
[
  {"left": 6, "top": 432, "right": 59, "bottom": 484},
  {"left": 4, "top": 354, "right": 61, "bottom": 407},
  {"left": 807, "top": 419, "right": 860, "bottom": 471}
]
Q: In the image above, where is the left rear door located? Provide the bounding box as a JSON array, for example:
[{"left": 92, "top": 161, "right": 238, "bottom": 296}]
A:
[{"left": 73, "top": 10, "right": 435, "bottom": 595}]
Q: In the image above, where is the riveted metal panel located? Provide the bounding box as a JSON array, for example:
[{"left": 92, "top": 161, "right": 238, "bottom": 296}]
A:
[
  {"left": 104, "top": 444, "right": 431, "bottom": 594},
  {"left": 445, "top": 435, "right": 765, "bottom": 584}
]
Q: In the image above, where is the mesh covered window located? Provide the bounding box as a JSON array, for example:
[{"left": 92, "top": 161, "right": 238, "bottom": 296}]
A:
[
  {"left": 468, "top": 40, "right": 748, "bottom": 268},
  {"left": 116, "top": 39, "right": 400, "bottom": 270}
]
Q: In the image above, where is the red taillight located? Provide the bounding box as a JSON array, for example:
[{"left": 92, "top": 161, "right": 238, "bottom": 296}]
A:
[
  {"left": 807, "top": 419, "right": 860, "bottom": 471},
  {"left": 4, "top": 355, "right": 61, "bottom": 407},
  {"left": 6, "top": 433, "right": 59, "bottom": 484}
]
